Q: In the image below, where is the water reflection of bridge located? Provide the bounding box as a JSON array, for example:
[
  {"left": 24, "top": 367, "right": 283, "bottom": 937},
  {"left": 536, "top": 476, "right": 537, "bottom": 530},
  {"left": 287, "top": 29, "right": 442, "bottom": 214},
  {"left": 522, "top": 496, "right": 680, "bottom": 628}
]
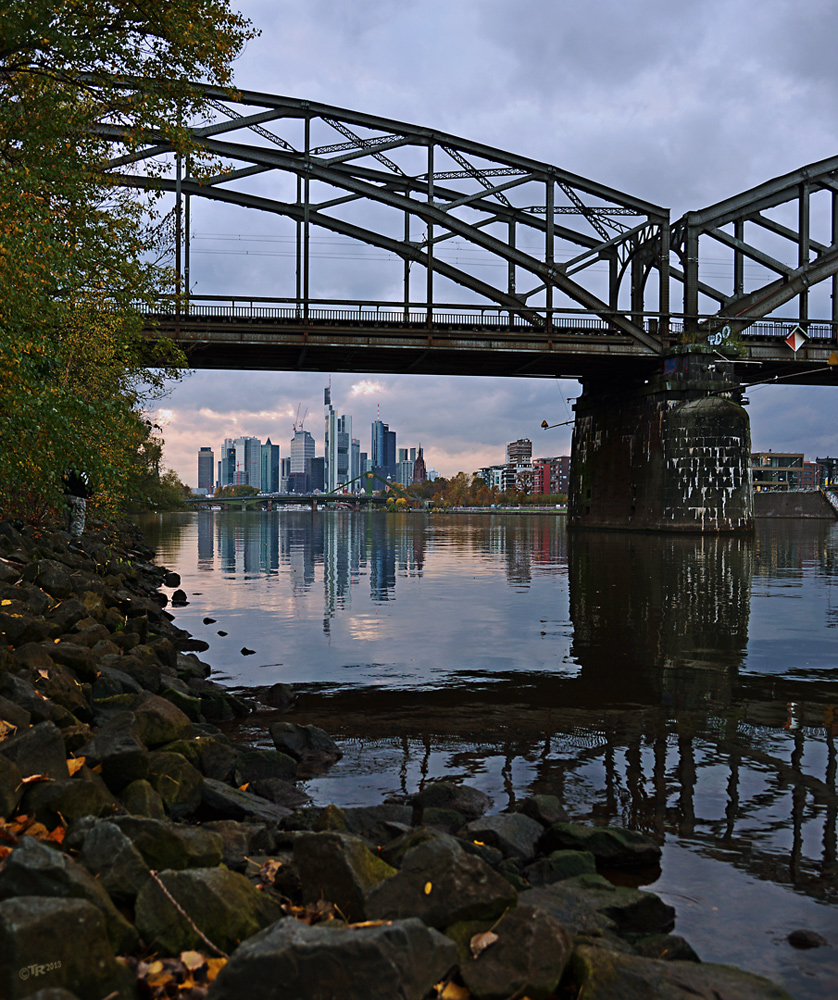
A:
[{"left": 210, "top": 515, "right": 838, "bottom": 905}]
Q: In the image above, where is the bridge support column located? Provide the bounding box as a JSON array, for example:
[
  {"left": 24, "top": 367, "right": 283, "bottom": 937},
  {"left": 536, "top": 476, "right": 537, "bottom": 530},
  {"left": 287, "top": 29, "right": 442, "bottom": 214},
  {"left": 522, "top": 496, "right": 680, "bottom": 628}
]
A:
[{"left": 568, "top": 349, "right": 753, "bottom": 533}]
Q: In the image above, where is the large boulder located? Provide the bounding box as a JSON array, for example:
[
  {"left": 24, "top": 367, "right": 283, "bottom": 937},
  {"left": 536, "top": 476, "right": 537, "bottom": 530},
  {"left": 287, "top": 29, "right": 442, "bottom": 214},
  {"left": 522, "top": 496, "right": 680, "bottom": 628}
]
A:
[
  {"left": 135, "top": 867, "right": 282, "bottom": 956},
  {"left": 21, "top": 560, "right": 74, "bottom": 599},
  {"left": 201, "top": 777, "right": 293, "bottom": 825},
  {"left": 78, "top": 712, "right": 149, "bottom": 791},
  {"left": 22, "top": 773, "right": 119, "bottom": 828},
  {"left": 111, "top": 816, "right": 224, "bottom": 870},
  {"left": 0, "top": 897, "right": 136, "bottom": 1000},
  {"left": 525, "top": 879, "right": 676, "bottom": 937},
  {"left": 540, "top": 822, "right": 662, "bottom": 868},
  {"left": 269, "top": 721, "right": 342, "bottom": 767},
  {"left": 147, "top": 751, "right": 203, "bottom": 819},
  {"left": 233, "top": 749, "right": 297, "bottom": 785},
  {"left": 207, "top": 917, "right": 457, "bottom": 1000},
  {"left": 407, "top": 781, "right": 491, "bottom": 823},
  {"left": 0, "top": 721, "right": 69, "bottom": 780},
  {"left": 0, "top": 838, "right": 138, "bottom": 954},
  {"left": 133, "top": 694, "right": 193, "bottom": 747},
  {"left": 571, "top": 943, "right": 794, "bottom": 999},
  {"left": 365, "top": 834, "right": 518, "bottom": 929},
  {"left": 460, "top": 813, "right": 545, "bottom": 862},
  {"left": 446, "top": 904, "right": 573, "bottom": 1000},
  {"left": 294, "top": 831, "right": 397, "bottom": 923},
  {"left": 78, "top": 820, "right": 152, "bottom": 903}
]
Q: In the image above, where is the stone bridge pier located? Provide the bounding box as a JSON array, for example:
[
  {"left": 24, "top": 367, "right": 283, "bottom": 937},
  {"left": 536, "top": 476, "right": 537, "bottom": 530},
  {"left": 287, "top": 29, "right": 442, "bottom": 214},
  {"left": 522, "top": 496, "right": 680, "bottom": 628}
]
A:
[{"left": 568, "top": 349, "right": 754, "bottom": 533}]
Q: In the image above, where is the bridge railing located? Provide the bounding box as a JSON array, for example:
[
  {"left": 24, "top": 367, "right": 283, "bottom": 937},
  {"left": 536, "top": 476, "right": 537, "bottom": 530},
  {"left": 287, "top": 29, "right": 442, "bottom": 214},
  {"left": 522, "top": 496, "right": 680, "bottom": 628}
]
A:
[{"left": 139, "top": 297, "right": 836, "bottom": 341}]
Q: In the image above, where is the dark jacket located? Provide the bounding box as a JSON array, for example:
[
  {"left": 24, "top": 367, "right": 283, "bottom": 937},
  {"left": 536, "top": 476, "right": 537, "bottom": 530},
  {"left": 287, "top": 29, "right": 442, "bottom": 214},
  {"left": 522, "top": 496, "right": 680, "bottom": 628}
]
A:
[{"left": 64, "top": 470, "right": 90, "bottom": 499}]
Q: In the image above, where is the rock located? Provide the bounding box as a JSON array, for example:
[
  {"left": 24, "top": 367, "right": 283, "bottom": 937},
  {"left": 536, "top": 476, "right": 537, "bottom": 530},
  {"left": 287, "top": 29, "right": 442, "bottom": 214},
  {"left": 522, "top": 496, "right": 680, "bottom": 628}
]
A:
[
  {"left": 134, "top": 693, "right": 193, "bottom": 747},
  {"left": 294, "top": 831, "right": 397, "bottom": 922},
  {"left": 206, "top": 916, "right": 458, "bottom": 1000},
  {"left": 240, "top": 647, "right": 255, "bottom": 655},
  {"left": 540, "top": 822, "right": 662, "bottom": 868},
  {"left": 201, "top": 820, "right": 275, "bottom": 871},
  {"left": 525, "top": 880, "right": 675, "bottom": 937},
  {"left": 0, "top": 897, "right": 135, "bottom": 1000},
  {"left": 78, "top": 820, "right": 152, "bottom": 902},
  {"left": 422, "top": 807, "right": 469, "bottom": 833},
  {"left": 233, "top": 749, "right": 297, "bottom": 785},
  {"left": 340, "top": 804, "right": 414, "bottom": 845},
  {"left": 0, "top": 754, "right": 23, "bottom": 819},
  {"left": 47, "top": 642, "right": 97, "bottom": 683},
  {"left": 111, "top": 816, "right": 224, "bottom": 870},
  {"left": 270, "top": 721, "right": 342, "bottom": 767},
  {"left": 524, "top": 849, "right": 597, "bottom": 886},
  {"left": 248, "top": 777, "right": 311, "bottom": 809},
  {"left": 21, "top": 560, "right": 74, "bottom": 598},
  {"left": 22, "top": 773, "right": 119, "bottom": 828},
  {"left": 628, "top": 933, "right": 700, "bottom": 962},
  {"left": 446, "top": 904, "right": 573, "bottom": 1000},
  {"left": 135, "top": 866, "right": 282, "bottom": 956},
  {"left": 0, "top": 675, "right": 74, "bottom": 727},
  {"left": 176, "top": 652, "right": 211, "bottom": 680},
  {"left": 0, "top": 694, "right": 30, "bottom": 730},
  {"left": 103, "top": 653, "right": 161, "bottom": 693},
  {"left": 460, "top": 813, "right": 545, "bottom": 862},
  {"left": 0, "top": 721, "right": 69, "bottom": 780},
  {"left": 571, "top": 943, "right": 794, "bottom": 999},
  {"left": 787, "top": 928, "right": 828, "bottom": 949},
  {"left": 514, "top": 794, "right": 569, "bottom": 827},
  {"left": 147, "top": 751, "right": 203, "bottom": 819},
  {"left": 0, "top": 838, "right": 138, "bottom": 954},
  {"left": 45, "top": 599, "right": 88, "bottom": 633},
  {"left": 408, "top": 781, "right": 491, "bottom": 823},
  {"left": 78, "top": 711, "right": 149, "bottom": 790},
  {"left": 120, "top": 778, "right": 167, "bottom": 819},
  {"left": 262, "top": 682, "right": 296, "bottom": 709},
  {"left": 365, "top": 834, "right": 518, "bottom": 929},
  {"left": 168, "top": 735, "right": 238, "bottom": 782},
  {"left": 16, "top": 654, "right": 92, "bottom": 723},
  {"left": 201, "top": 776, "right": 293, "bottom": 825},
  {"left": 164, "top": 571, "right": 181, "bottom": 588}
]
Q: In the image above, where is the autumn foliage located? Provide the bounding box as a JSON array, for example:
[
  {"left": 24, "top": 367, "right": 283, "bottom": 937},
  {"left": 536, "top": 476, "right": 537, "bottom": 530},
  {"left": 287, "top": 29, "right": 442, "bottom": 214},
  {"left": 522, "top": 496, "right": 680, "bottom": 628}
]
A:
[{"left": 0, "top": 1, "right": 257, "bottom": 521}]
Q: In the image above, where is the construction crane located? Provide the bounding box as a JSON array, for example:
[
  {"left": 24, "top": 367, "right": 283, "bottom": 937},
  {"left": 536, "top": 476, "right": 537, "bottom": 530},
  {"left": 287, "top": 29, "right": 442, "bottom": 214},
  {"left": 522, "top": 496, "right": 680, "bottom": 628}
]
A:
[{"left": 292, "top": 405, "right": 309, "bottom": 434}]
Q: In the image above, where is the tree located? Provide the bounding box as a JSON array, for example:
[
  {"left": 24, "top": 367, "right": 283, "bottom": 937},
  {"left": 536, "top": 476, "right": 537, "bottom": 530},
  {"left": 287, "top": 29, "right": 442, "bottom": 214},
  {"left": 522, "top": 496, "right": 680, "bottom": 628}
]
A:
[
  {"left": 214, "top": 484, "right": 259, "bottom": 498},
  {"left": 0, "top": 2, "right": 257, "bottom": 522}
]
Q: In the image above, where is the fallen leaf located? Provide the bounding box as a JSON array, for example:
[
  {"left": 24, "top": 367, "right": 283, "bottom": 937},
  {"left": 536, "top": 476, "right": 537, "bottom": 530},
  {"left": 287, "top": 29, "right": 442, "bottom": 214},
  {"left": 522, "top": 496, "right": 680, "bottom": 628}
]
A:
[
  {"left": 0, "top": 845, "right": 13, "bottom": 860},
  {"left": 0, "top": 599, "right": 11, "bottom": 606},
  {"left": 0, "top": 720, "right": 17, "bottom": 742},
  {"left": 238, "top": 782, "right": 249, "bottom": 791},
  {"left": 67, "top": 757, "right": 86, "bottom": 776},
  {"left": 424, "top": 881, "right": 433, "bottom": 895},
  {"left": 20, "top": 774, "right": 51, "bottom": 785},
  {"left": 469, "top": 930, "right": 499, "bottom": 960},
  {"left": 205, "top": 957, "right": 227, "bottom": 982},
  {"left": 435, "top": 981, "right": 471, "bottom": 999},
  {"left": 37, "top": 669, "right": 50, "bottom": 680},
  {"left": 180, "top": 950, "right": 206, "bottom": 971}
]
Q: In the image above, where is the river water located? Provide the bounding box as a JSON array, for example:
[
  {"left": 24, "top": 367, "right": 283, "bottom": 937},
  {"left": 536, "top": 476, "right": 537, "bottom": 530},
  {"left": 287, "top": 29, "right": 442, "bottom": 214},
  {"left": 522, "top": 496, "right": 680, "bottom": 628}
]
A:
[{"left": 136, "top": 510, "right": 838, "bottom": 999}]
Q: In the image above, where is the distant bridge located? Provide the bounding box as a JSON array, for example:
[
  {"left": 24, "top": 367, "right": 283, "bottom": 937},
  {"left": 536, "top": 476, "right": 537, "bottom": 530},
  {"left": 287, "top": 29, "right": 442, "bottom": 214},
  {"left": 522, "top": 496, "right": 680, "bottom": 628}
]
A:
[
  {"left": 186, "top": 492, "right": 391, "bottom": 510},
  {"left": 102, "top": 85, "right": 838, "bottom": 385}
]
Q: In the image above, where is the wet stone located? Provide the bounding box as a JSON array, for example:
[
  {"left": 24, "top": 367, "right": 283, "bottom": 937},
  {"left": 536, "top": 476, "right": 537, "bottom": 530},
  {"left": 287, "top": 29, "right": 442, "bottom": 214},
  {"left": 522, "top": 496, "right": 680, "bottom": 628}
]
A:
[
  {"left": 270, "top": 721, "right": 343, "bottom": 766},
  {"left": 119, "top": 777, "right": 167, "bottom": 819},
  {"left": 0, "top": 721, "right": 69, "bottom": 780},
  {"left": 111, "top": 815, "right": 224, "bottom": 870},
  {"left": 78, "top": 819, "right": 152, "bottom": 902},
  {"left": 0, "top": 897, "right": 134, "bottom": 1000},
  {"left": 233, "top": 748, "right": 297, "bottom": 785},
  {"left": 408, "top": 781, "right": 492, "bottom": 823},
  {"left": 539, "top": 822, "right": 662, "bottom": 868},
  {"left": 460, "top": 812, "right": 545, "bottom": 862},
  {"left": 206, "top": 916, "right": 458, "bottom": 1000},
  {"left": 365, "top": 834, "right": 518, "bottom": 929}
]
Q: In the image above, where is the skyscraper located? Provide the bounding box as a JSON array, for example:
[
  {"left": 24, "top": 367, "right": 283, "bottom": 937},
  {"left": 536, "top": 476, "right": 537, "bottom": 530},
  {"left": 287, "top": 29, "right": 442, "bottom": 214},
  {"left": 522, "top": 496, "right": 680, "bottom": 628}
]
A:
[
  {"left": 412, "top": 445, "right": 427, "bottom": 483},
  {"left": 324, "top": 386, "right": 352, "bottom": 491},
  {"left": 197, "top": 447, "right": 214, "bottom": 492},
  {"left": 233, "top": 436, "right": 262, "bottom": 488},
  {"left": 261, "top": 439, "right": 280, "bottom": 493},
  {"left": 371, "top": 418, "right": 397, "bottom": 481},
  {"left": 290, "top": 429, "right": 315, "bottom": 492}
]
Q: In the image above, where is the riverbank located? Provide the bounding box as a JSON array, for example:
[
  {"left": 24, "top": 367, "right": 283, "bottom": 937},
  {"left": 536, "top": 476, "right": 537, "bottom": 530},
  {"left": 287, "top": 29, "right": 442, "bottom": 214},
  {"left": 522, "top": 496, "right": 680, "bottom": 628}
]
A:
[{"left": 0, "top": 518, "right": 803, "bottom": 999}]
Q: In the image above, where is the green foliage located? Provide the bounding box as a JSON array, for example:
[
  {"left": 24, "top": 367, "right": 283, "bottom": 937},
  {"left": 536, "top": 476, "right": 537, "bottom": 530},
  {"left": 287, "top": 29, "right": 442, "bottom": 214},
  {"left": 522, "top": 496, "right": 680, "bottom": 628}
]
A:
[
  {"left": 214, "top": 484, "right": 260, "bottom": 498},
  {"left": 0, "top": 1, "right": 256, "bottom": 523}
]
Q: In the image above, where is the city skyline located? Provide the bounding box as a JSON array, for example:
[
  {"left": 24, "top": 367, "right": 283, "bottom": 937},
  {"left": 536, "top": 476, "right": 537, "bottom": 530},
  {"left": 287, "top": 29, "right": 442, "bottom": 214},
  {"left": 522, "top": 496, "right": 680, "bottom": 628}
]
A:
[{"left": 152, "top": 1, "right": 838, "bottom": 484}]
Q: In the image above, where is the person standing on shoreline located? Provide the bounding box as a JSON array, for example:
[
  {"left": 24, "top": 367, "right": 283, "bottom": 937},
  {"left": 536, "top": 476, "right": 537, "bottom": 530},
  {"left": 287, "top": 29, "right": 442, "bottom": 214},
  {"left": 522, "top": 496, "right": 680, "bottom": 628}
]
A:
[{"left": 63, "top": 469, "right": 90, "bottom": 538}]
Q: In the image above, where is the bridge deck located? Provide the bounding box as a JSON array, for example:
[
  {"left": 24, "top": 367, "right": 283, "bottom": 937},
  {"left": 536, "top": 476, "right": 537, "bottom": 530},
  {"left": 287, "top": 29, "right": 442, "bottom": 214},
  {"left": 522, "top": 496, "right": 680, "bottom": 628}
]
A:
[{"left": 145, "top": 306, "right": 838, "bottom": 384}]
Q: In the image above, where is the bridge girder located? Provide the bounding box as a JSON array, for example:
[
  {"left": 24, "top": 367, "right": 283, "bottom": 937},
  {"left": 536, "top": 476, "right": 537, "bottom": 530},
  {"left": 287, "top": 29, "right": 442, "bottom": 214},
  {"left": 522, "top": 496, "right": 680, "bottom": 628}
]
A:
[
  {"left": 100, "top": 84, "right": 669, "bottom": 355},
  {"left": 98, "top": 83, "right": 838, "bottom": 364}
]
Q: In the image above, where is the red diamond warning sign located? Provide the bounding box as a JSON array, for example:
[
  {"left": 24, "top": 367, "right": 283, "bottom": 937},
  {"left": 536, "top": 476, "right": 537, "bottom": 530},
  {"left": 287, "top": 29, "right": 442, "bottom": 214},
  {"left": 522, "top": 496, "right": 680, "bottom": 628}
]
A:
[{"left": 785, "top": 326, "right": 807, "bottom": 352}]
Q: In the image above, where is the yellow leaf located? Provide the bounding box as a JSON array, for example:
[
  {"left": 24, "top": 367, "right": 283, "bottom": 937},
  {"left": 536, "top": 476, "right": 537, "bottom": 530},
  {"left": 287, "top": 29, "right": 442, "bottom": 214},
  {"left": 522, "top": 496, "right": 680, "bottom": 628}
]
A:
[
  {"left": 0, "top": 720, "right": 17, "bottom": 742},
  {"left": 1, "top": 600, "right": 12, "bottom": 606},
  {"left": 205, "top": 958, "right": 227, "bottom": 982},
  {"left": 469, "top": 930, "right": 499, "bottom": 960},
  {"left": 435, "top": 982, "right": 471, "bottom": 999},
  {"left": 66, "top": 757, "right": 86, "bottom": 776},
  {"left": 424, "top": 881, "right": 433, "bottom": 895}
]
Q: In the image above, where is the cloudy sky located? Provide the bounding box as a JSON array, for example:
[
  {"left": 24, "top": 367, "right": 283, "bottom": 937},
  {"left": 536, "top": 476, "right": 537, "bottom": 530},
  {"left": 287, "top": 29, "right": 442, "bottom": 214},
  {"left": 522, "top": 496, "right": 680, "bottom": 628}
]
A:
[{"left": 153, "top": 0, "right": 838, "bottom": 483}]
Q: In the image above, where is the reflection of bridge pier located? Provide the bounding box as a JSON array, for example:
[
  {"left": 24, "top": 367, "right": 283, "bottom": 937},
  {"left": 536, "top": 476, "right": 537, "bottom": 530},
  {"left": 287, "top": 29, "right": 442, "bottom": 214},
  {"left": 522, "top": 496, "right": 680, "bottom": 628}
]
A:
[{"left": 569, "top": 350, "right": 754, "bottom": 533}]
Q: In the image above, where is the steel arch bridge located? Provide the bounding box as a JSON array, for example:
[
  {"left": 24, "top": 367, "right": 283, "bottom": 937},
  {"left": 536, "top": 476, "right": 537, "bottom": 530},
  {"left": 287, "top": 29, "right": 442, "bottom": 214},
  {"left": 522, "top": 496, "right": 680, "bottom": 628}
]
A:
[{"left": 104, "top": 84, "right": 838, "bottom": 384}]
